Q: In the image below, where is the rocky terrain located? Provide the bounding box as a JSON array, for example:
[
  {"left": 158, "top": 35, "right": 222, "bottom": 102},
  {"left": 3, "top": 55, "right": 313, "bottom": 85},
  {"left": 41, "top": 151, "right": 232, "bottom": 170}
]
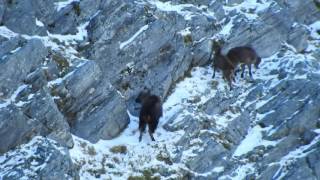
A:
[{"left": 0, "top": 0, "right": 320, "bottom": 179}]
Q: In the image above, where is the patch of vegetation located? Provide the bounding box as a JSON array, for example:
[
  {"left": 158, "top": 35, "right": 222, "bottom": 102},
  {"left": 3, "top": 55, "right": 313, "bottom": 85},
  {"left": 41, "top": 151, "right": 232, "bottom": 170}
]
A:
[
  {"left": 80, "top": 141, "right": 87, "bottom": 148},
  {"left": 112, "top": 157, "right": 120, "bottom": 164},
  {"left": 87, "top": 146, "right": 97, "bottom": 156},
  {"left": 120, "top": 4, "right": 130, "bottom": 12},
  {"left": 314, "top": 0, "right": 320, "bottom": 10},
  {"left": 316, "top": 120, "right": 320, "bottom": 128},
  {"left": 221, "top": 141, "right": 232, "bottom": 150},
  {"left": 211, "top": 80, "right": 219, "bottom": 89},
  {"left": 183, "top": 34, "right": 193, "bottom": 45},
  {"left": 73, "top": 2, "right": 81, "bottom": 16},
  {"left": 142, "top": 169, "right": 160, "bottom": 180},
  {"left": 106, "top": 163, "right": 115, "bottom": 169},
  {"left": 159, "top": 43, "right": 172, "bottom": 54},
  {"left": 110, "top": 145, "right": 128, "bottom": 154},
  {"left": 181, "top": 0, "right": 196, "bottom": 3},
  {"left": 52, "top": 53, "right": 70, "bottom": 77},
  {"left": 7, "top": 0, "right": 13, "bottom": 5},
  {"left": 120, "top": 81, "right": 131, "bottom": 91},
  {"left": 87, "top": 167, "right": 106, "bottom": 178},
  {"left": 127, "top": 169, "right": 161, "bottom": 180},
  {"left": 156, "top": 153, "right": 173, "bottom": 165},
  {"left": 120, "top": 68, "right": 132, "bottom": 76},
  {"left": 48, "top": 22, "right": 55, "bottom": 29},
  {"left": 73, "top": 159, "right": 86, "bottom": 173}
]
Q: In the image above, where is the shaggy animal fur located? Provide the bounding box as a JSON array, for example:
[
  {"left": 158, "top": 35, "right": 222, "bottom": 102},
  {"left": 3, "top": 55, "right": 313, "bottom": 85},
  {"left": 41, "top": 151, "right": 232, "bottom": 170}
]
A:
[
  {"left": 227, "top": 46, "right": 261, "bottom": 79},
  {"left": 209, "top": 42, "right": 235, "bottom": 90},
  {"left": 135, "top": 90, "right": 162, "bottom": 142}
]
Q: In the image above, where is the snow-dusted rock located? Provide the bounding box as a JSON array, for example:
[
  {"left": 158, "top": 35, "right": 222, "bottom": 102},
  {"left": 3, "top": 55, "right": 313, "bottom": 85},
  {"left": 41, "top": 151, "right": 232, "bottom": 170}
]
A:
[
  {"left": 1, "top": 0, "right": 49, "bottom": 35},
  {"left": 49, "top": 61, "right": 129, "bottom": 142},
  {"left": 0, "top": 38, "right": 47, "bottom": 98},
  {"left": 0, "top": 87, "right": 73, "bottom": 154},
  {"left": 0, "top": 136, "right": 79, "bottom": 180},
  {"left": 85, "top": 0, "right": 217, "bottom": 106}
]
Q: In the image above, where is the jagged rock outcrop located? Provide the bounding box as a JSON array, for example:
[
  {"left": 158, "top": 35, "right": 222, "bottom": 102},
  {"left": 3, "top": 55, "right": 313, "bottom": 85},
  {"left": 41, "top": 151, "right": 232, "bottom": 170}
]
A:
[
  {"left": 53, "top": 61, "right": 129, "bottom": 142},
  {"left": 85, "top": 0, "right": 216, "bottom": 107},
  {"left": 222, "top": 0, "right": 320, "bottom": 57},
  {"left": 0, "top": 38, "right": 47, "bottom": 97},
  {"left": 0, "top": 37, "right": 73, "bottom": 153}
]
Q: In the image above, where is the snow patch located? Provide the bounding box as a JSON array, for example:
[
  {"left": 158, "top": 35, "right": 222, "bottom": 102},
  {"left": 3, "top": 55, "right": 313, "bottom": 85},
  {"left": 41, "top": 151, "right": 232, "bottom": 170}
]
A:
[
  {"left": 47, "top": 21, "right": 89, "bottom": 44},
  {"left": 55, "top": 0, "right": 79, "bottom": 12},
  {"left": 0, "top": 26, "right": 18, "bottom": 39},
  {"left": 35, "top": 18, "right": 45, "bottom": 27},
  {"left": 308, "top": 21, "right": 320, "bottom": 39},
  {"left": 147, "top": 0, "right": 196, "bottom": 20},
  {"left": 223, "top": 0, "right": 272, "bottom": 20},
  {"left": 178, "top": 27, "right": 191, "bottom": 36},
  {"left": 119, "top": 25, "right": 149, "bottom": 49},
  {"left": 213, "top": 166, "right": 225, "bottom": 173},
  {"left": 10, "top": 47, "right": 21, "bottom": 54},
  {"left": 233, "top": 125, "right": 280, "bottom": 157},
  {"left": 0, "top": 85, "right": 28, "bottom": 109},
  {"left": 219, "top": 163, "right": 255, "bottom": 180}
]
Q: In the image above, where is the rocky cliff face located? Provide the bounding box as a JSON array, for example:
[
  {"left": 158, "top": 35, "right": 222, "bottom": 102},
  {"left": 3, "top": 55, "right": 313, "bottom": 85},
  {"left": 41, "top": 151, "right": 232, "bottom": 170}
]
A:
[{"left": 0, "top": 0, "right": 320, "bottom": 179}]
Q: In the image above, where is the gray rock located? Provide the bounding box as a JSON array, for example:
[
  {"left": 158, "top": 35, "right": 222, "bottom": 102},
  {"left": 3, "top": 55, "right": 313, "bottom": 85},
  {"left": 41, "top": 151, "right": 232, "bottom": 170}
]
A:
[
  {"left": 0, "top": 38, "right": 47, "bottom": 98},
  {"left": 287, "top": 24, "right": 309, "bottom": 52},
  {"left": 0, "top": 35, "right": 26, "bottom": 58},
  {"left": 245, "top": 84, "right": 264, "bottom": 102},
  {"left": 204, "top": 91, "right": 239, "bottom": 115},
  {"left": 86, "top": 0, "right": 216, "bottom": 102},
  {"left": 257, "top": 164, "right": 281, "bottom": 180},
  {"left": 0, "top": 0, "right": 5, "bottom": 23},
  {"left": 306, "top": 148, "right": 320, "bottom": 178},
  {"left": 0, "top": 136, "right": 79, "bottom": 180},
  {"left": 49, "top": 61, "right": 129, "bottom": 142},
  {"left": 1, "top": 0, "right": 47, "bottom": 35},
  {"left": 24, "top": 68, "right": 48, "bottom": 91},
  {"left": 78, "top": 0, "right": 102, "bottom": 21},
  {"left": 208, "top": 1, "right": 226, "bottom": 21},
  {"left": 222, "top": 0, "right": 319, "bottom": 57},
  {"left": 258, "top": 80, "right": 320, "bottom": 138},
  {"left": 168, "top": 125, "right": 230, "bottom": 177},
  {"left": 277, "top": 68, "right": 288, "bottom": 80},
  {"left": 224, "top": 6, "right": 293, "bottom": 57},
  {"left": 47, "top": 2, "right": 80, "bottom": 35},
  {"left": 0, "top": 105, "right": 37, "bottom": 154},
  {"left": 23, "top": 88, "right": 74, "bottom": 148},
  {"left": 224, "top": 111, "right": 251, "bottom": 145},
  {"left": 71, "top": 80, "right": 129, "bottom": 142},
  {"left": 273, "top": 146, "right": 320, "bottom": 180},
  {"left": 184, "top": 134, "right": 229, "bottom": 173},
  {"left": 0, "top": 85, "right": 73, "bottom": 154},
  {"left": 276, "top": 0, "right": 320, "bottom": 24},
  {"left": 64, "top": 61, "right": 102, "bottom": 98}
]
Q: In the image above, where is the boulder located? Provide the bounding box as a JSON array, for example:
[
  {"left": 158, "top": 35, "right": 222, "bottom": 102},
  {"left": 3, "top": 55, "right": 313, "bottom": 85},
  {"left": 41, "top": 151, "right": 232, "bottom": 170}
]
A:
[{"left": 0, "top": 38, "right": 47, "bottom": 98}]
